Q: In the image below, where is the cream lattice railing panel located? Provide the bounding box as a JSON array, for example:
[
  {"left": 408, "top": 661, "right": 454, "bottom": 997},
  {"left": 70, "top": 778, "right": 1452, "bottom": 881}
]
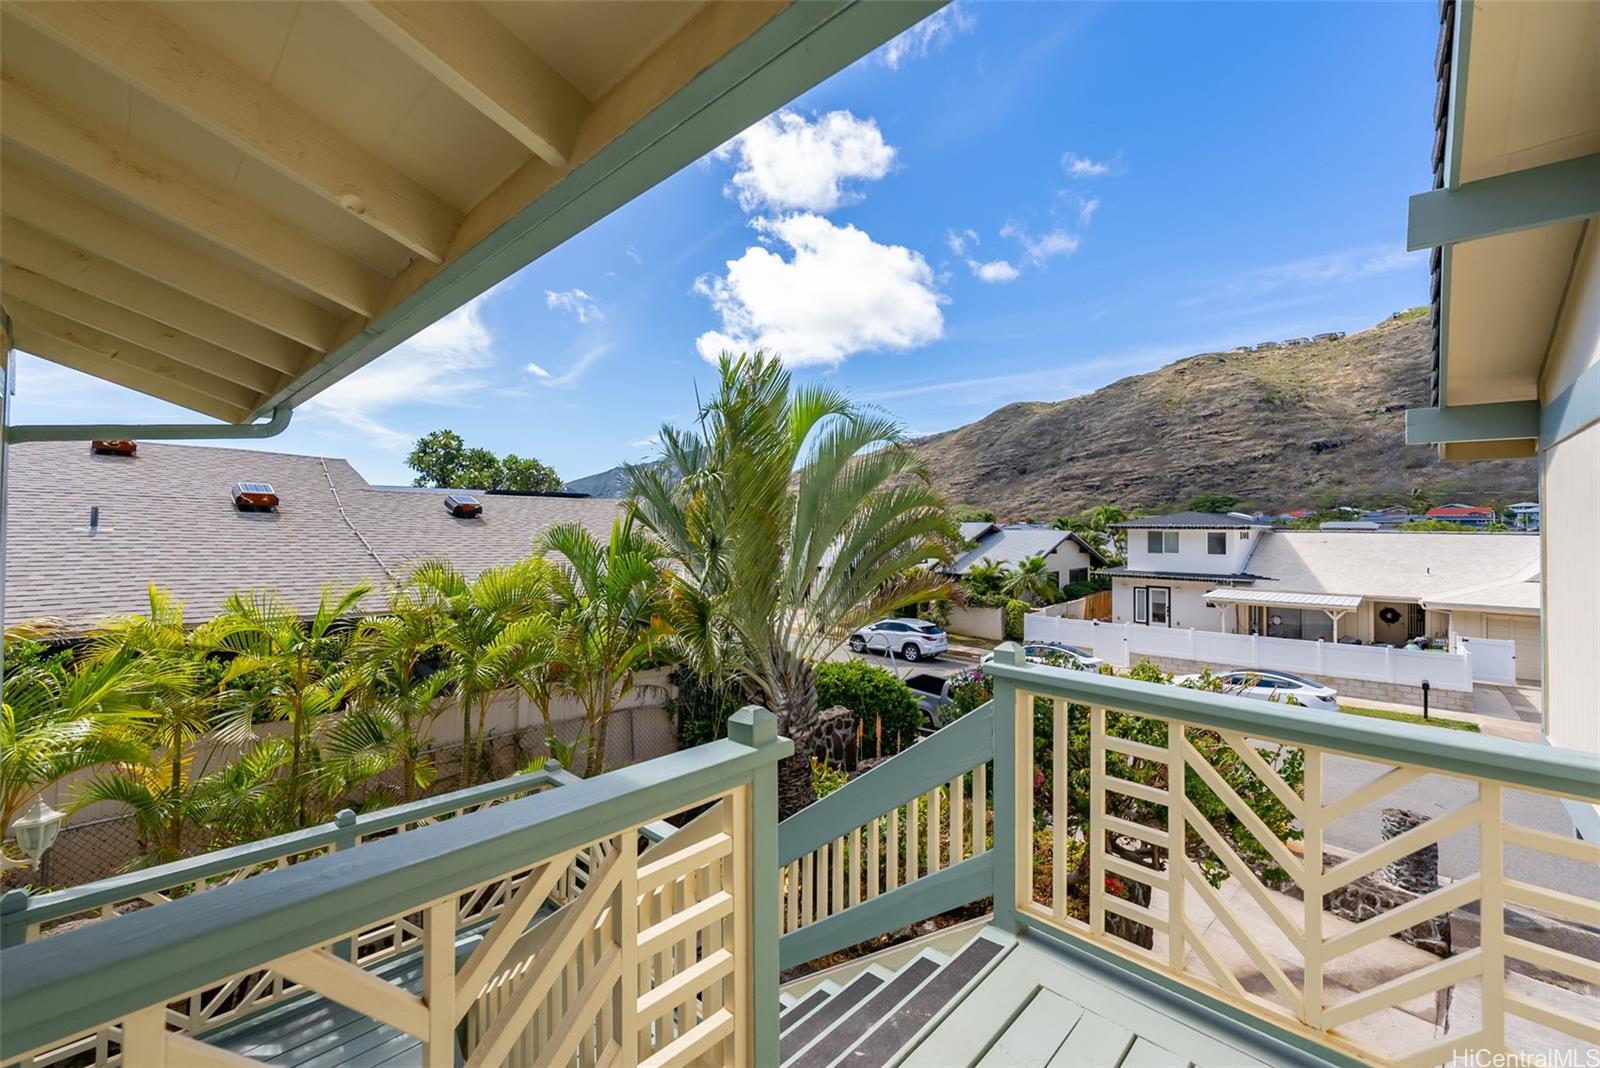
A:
[
  {"left": 1008, "top": 683, "right": 1600, "bottom": 1068},
  {"left": 2, "top": 715, "right": 789, "bottom": 1068}
]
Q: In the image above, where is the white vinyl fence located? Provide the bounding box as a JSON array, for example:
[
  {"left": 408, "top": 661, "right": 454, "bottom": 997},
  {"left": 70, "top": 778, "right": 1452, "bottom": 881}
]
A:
[
  {"left": 1451, "top": 634, "right": 1518, "bottom": 685},
  {"left": 1024, "top": 614, "right": 1477, "bottom": 692}
]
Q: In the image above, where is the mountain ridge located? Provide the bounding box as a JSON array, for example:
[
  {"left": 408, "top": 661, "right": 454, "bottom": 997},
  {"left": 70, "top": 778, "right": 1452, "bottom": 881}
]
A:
[{"left": 911, "top": 312, "right": 1537, "bottom": 519}]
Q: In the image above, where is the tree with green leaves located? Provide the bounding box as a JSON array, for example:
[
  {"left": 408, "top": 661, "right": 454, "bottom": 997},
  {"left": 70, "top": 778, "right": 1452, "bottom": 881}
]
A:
[
  {"left": 1187, "top": 492, "right": 1240, "bottom": 513},
  {"left": 1001, "top": 555, "right": 1057, "bottom": 605},
  {"left": 405, "top": 559, "right": 551, "bottom": 782},
  {"left": 208, "top": 584, "right": 371, "bottom": 828},
  {"left": 2, "top": 631, "right": 152, "bottom": 848},
  {"left": 406, "top": 429, "right": 561, "bottom": 492},
  {"left": 74, "top": 588, "right": 245, "bottom": 865},
  {"left": 627, "top": 353, "right": 958, "bottom": 816},
  {"left": 533, "top": 519, "right": 670, "bottom": 777},
  {"left": 332, "top": 584, "right": 459, "bottom": 803},
  {"left": 961, "top": 559, "right": 1010, "bottom": 600},
  {"left": 953, "top": 506, "right": 996, "bottom": 523}
]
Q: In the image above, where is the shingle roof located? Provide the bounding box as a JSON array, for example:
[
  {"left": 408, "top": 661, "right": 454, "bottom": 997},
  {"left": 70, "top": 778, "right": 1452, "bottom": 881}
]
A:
[
  {"left": 5, "top": 441, "right": 620, "bottom": 629},
  {"left": 945, "top": 525, "right": 1105, "bottom": 575},
  {"left": 1097, "top": 567, "right": 1266, "bottom": 584},
  {"left": 1241, "top": 530, "right": 1539, "bottom": 605},
  {"left": 1114, "top": 511, "right": 1262, "bottom": 530}
]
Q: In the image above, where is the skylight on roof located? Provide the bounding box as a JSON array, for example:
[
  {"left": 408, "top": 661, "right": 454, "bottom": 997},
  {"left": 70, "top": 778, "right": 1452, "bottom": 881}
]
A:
[{"left": 444, "top": 494, "right": 482, "bottom": 519}]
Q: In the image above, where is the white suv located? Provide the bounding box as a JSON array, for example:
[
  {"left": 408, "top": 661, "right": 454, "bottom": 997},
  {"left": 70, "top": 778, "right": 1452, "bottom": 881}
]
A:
[{"left": 848, "top": 619, "right": 949, "bottom": 662}]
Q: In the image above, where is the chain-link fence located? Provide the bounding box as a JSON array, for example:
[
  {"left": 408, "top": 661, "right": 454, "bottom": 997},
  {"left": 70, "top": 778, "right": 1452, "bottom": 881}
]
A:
[{"left": 4, "top": 703, "right": 679, "bottom": 894}]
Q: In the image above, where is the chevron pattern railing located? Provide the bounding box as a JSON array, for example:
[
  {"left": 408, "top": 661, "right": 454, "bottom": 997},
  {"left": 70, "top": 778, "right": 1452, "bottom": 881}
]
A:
[
  {"left": 981, "top": 645, "right": 1600, "bottom": 1068},
  {"left": 0, "top": 710, "right": 791, "bottom": 1068}
]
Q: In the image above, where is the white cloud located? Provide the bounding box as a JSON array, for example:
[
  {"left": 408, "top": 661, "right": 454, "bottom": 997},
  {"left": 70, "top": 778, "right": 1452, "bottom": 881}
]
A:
[
  {"left": 714, "top": 110, "right": 895, "bottom": 214},
  {"left": 879, "top": 5, "right": 977, "bottom": 69},
  {"left": 1061, "top": 152, "right": 1115, "bottom": 177},
  {"left": 1001, "top": 222, "right": 1080, "bottom": 268},
  {"left": 1077, "top": 196, "right": 1099, "bottom": 227},
  {"left": 694, "top": 213, "right": 943, "bottom": 367},
  {"left": 1183, "top": 244, "right": 1424, "bottom": 305},
  {"left": 525, "top": 361, "right": 551, "bottom": 379},
  {"left": 969, "top": 259, "right": 1020, "bottom": 283},
  {"left": 545, "top": 288, "right": 602, "bottom": 323},
  {"left": 534, "top": 345, "right": 613, "bottom": 388},
  {"left": 631, "top": 434, "right": 661, "bottom": 449},
  {"left": 304, "top": 289, "right": 501, "bottom": 447},
  {"left": 625, "top": 245, "right": 644, "bottom": 265},
  {"left": 945, "top": 227, "right": 979, "bottom": 256}
]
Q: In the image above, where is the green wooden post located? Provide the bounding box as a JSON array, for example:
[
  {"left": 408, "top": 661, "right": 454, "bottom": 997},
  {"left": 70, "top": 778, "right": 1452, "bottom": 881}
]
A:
[
  {"left": 728, "top": 706, "right": 786, "bottom": 1068},
  {"left": 331, "top": 809, "right": 358, "bottom": 961},
  {"left": 0, "top": 888, "right": 29, "bottom": 949},
  {"left": 990, "top": 642, "right": 1027, "bottom": 934}
]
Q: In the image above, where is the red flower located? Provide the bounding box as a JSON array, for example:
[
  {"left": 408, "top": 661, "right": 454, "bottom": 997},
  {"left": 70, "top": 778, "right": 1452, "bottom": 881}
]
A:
[{"left": 1105, "top": 875, "right": 1126, "bottom": 896}]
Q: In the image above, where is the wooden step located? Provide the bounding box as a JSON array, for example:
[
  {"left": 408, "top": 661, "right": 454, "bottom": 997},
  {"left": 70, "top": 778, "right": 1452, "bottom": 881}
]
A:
[
  {"left": 839, "top": 931, "right": 1012, "bottom": 1068},
  {"left": 780, "top": 969, "right": 890, "bottom": 1064},
  {"left": 783, "top": 951, "right": 950, "bottom": 1068}
]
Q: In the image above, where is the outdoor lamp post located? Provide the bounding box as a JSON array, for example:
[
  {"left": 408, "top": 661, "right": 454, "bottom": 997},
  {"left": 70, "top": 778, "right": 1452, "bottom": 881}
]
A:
[{"left": 10, "top": 797, "right": 64, "bottom": 866}]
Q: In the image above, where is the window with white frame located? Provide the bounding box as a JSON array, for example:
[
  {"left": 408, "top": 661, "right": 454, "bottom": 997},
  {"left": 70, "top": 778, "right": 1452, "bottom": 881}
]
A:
[
  {"left": 1145, "top": 530, "right": 1179, "bottom": 554},
  {"left": 1133, "top": 587, "right": 1148, "bottom": 623}
]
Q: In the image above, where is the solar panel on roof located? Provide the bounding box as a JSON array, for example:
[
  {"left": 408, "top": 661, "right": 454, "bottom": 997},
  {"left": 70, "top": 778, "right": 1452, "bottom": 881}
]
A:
[
  {"left": 444, "top": 494, "right": 482, "bottom": 518},
  {"left": 231, "top": 482, "right": 279, "bottom": 512}
]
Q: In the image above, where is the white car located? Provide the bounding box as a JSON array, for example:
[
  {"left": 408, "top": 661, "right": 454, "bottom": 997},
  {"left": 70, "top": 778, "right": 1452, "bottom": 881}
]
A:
[
  {"left": 848, "top": 619, "right": 949, "bottom": 662},
  {"left": 1175, "top": 669, "right": 1340, "bottom": 712},
  {"left": 982, "top": 642, "right": 1104, "bottom": 672}
]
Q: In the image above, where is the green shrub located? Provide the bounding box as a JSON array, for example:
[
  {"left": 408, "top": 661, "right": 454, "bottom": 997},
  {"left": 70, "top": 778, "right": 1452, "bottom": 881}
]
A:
[
  {"left": 1003, "top": 599, "right": 1028, "bottom": 641},
  {"left": 811, "top": 758, "right": 849, "bottom": 798},
  {"left": 944, "top": 668, "right": 993, "bottom": 720},
  {"left": 814, "top": 660, "right": 922, "bottom": 755},
  {"left": 669, "top": 668, "right": 745, "bottom": 749}
]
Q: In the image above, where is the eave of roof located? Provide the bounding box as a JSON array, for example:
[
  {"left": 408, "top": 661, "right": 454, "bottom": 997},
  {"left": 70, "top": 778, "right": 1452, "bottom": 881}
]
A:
[
  {"left": 1113, "top": 511, "right": 1262, "bottom": 530},
  {"left": 1097, "top": 567, "right": 1267, "bottom": 584}
]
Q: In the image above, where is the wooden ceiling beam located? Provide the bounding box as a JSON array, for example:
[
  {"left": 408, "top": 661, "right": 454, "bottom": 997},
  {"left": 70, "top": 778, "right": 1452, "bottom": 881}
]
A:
[
  {"left": 344, "top": 1, "right": 588, "bottom": 168},
  {"left": 1, "top": 162, "right": 342, "bottom": 353},
  {"left": 2, "top": 265, "right": 285, "bottom": 395},
  {"left": 6, "top": 298, "right": 262, "bottom": 411},
  {"left": 10, "top": 309, "right": 254, "bottom": 422},
  {"left": 7, "top": 2, "right": 461, "bottom": 264},
  {"left": 0, "top": 70, "right": 387, "bottom": 316},
  {"left": 1, "top": 218, "right": 309, "bottom": 376}
]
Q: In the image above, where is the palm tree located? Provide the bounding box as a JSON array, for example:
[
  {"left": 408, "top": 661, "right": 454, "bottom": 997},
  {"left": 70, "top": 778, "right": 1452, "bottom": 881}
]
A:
[
  {"left": 534, "top": 519, "right": 669, "bottom": 777},
  {"left": 406, "top": 559, "right": 549, "bottom": 783},
  {"left": 1, "top": 632, "right": 152, "bottom": 845},
  {"left": 207, "top": 584, "right": 370, "bottom": 828},
  {"left": 961, "top": 559, "right": 1010, "bottom": 599},
  {"left": 73, "top": 587, "right": 244, "bottom": 864},
  {"left": 1084, "top": 504, "right": 1128, "bottom": 555},
  {"left": 1001, "top": 555, "right": 1056, "bottom": 605},
  {"left": 332, "top": 591, "right": 456, "bottom": 803},
  {"left": 628, "top": 353, "right": 958, "bottom": 816}
]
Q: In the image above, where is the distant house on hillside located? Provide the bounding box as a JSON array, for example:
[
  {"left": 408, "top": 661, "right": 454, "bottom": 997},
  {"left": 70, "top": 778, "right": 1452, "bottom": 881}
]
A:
[
  {"left": 6, "top": 441, "right": 621, "bottom": 631},
  {"left": 1096, "top": 512, "right": 1542, "bottom": 680},
  {"left": 1425, "top": 503, "right": 1498, "bottom": 527},
  {"left": 1358, "top": 506, "right": 1419, "bottom": 527},
  {"left": 946, "top": 523, "right": 1106, "bottom": 589},
  {"left": 1505, "top": 502, "right": 1541, "bottom": 531}
]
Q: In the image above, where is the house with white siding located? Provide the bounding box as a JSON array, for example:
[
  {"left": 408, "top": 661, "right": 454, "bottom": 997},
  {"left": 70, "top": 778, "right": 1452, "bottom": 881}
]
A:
[{"left": 1099, "top": 512, "right": 1543, "bottom": 680}]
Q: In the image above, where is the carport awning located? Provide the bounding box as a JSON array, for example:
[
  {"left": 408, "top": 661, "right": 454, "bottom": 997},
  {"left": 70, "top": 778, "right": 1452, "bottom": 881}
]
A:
[{"left": 1203, "top": 589, "right": 1361, "bottom": 612}]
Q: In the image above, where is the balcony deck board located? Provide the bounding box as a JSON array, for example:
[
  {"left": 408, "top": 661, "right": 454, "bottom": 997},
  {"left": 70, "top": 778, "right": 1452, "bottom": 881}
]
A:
[{"left": 898, "top": 927, "right": 1321, "bottom": 1068}]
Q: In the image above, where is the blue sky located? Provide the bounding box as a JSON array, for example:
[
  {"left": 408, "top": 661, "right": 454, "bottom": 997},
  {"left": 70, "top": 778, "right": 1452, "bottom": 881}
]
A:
[{"left": 14, "top": 2, "right": 1439, "bottom": 487}]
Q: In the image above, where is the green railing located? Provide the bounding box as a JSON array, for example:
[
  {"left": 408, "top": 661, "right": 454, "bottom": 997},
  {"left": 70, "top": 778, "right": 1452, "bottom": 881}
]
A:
[
  {"left": 0, "top": 710, "right": 791, "bottom": 1068},
  {"left": 1, "top": 762, "right": 581, "bottom": 948},
  {"left": 777, "top": 644, "right": 1600, "bottom": 1068}
]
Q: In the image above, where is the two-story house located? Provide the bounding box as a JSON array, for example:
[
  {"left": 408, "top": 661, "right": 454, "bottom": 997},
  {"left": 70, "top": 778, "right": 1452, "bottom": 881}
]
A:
[{"left": 1098, "top": 511, "right": 1271, "bottom": 628}]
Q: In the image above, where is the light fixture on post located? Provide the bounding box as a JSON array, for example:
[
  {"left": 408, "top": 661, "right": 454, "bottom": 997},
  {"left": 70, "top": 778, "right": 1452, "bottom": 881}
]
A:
[{"left": 10, "top": 797, "right": 64, "bottom": 866}]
